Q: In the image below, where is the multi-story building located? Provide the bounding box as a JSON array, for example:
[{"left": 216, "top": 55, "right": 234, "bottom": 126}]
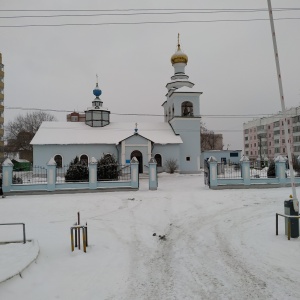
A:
[
  {"left": 243, "top": 106, "right": 300, "bottom": 162},
  {"left": 0, "top": 53, "right": 4, "bottom": 161}
]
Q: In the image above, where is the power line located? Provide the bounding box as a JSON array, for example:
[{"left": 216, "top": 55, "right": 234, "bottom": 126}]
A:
[
  {"left": 1, "top": 8, "right": 299, "bottom": 12},
  {"left": 0, "top": 17, "right": 300, "bottom": 28},
  {"left": 1, "top": 8, "right": 299, "bottom": 19},
  {"left": 3, "top": 105, "right": 293, "bottom": 118}
]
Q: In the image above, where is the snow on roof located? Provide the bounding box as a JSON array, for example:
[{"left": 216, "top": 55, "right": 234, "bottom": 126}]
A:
[
  {"left": 30, "top": 122, "right": 183, "bottom": 145},
  {"left": 12, "top": 158, "right": 30, "bottom": 163},
  {"left": 174, "top": 86, "right": 200, "bottom": 93}
]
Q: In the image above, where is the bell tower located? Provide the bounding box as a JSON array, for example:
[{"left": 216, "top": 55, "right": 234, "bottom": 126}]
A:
[{"left": 162, "top": 35, "right": 202, "bottom": 173}]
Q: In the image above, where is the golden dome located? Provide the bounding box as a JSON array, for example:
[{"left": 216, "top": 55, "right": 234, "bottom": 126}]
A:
[{"left": 171, "top": 34, "right": 188, "bottom": 65}]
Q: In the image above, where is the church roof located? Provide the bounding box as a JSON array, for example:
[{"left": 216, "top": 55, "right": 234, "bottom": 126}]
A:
[{"left": 30, "top": 121, "right": 183, "bottom": 145}]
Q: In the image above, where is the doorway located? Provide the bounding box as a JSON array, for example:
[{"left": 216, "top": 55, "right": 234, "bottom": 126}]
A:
[{"left": 131, "top": 150, "right": 143, "bottom": 173}]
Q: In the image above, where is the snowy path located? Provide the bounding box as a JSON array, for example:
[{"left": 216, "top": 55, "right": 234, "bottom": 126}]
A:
[{"left": 0, "top": 174, "right": 300, "bottom": 299}]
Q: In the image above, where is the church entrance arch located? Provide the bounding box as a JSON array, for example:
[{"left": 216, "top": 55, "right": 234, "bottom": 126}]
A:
[{"left": 131, "top": 150, "right": 143, "bottom": 173}]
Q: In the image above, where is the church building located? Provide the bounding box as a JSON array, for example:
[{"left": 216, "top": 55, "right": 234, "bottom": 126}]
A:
[{"left": 31, "top": 37, "right": 202, "bottom": 173}]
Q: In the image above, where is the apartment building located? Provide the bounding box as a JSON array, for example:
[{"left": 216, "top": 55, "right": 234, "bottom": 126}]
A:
[
  {"left": 243, "top": 106, "right": 300, "bottom": 162},
  {"left": 0, "top": 54, "right": 4, "bottom": 160}
]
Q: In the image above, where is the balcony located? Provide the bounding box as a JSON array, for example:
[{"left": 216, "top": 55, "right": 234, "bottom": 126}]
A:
[
  {"left": 0, "top": 70, "right": 3, "bottom": 78},
  {"left": 0, "top": 82, "right": 3, "bottom": 89},
  {"left": 0, "top": 93, "right": 3, "bottom": 101},
  {"left": 0, "top": 105, "right": 4, "bottom": 112}
]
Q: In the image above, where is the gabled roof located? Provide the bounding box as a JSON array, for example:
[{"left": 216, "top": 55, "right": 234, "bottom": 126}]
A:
[{"left": 30, "top": 122, "right": 183, "bottom": 145}]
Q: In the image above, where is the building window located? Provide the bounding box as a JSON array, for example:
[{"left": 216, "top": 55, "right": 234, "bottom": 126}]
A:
[
  {"left": 54, "top": 155, "right": 62, "bottom": 168},
  {"left": 283, "top": 148, "right": 285, "bottom": 153},
  {"left": 245, "top": 137, "right": 248, "bottom": 141},
  {"left": 181, "top": 101, "right": 193, "bottom": 117},
  {"left": 154, "top": 154, "right": 162, "bottom": 167},
  {"left": 186, "top": 156, "right": 191, "bottom": 161},
  {"left": 282, "top": 139, "right": 285, "bottom": 144},
  {"left": 80, "top": 154, "right": 88, "bottom": 165},
  {"left": 230, "top": 152, "right": 238, "bottom": 157},
  {"left": 268, "top": 125, "right": 270, "bottom": 129}
]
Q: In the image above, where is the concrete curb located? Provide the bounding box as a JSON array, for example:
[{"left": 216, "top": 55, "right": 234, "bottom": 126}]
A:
[{"left": 0, "top": 239, "right": 40, "bottom": 284}]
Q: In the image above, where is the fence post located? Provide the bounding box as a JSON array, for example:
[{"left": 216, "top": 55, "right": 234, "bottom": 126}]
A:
[
  {"left": 208, "top": 156, "right": 218, "bottom": 188},
  {"left": 130, "top": 157, "right": 139, "bottom": 189},
  {"left": 240, "top": 155, "right": 250, "bottom": 186},
  {"left": 89, "top": 157, "right": 97, "bottom": 190},
  {"left": 149, "top": 157, "right": 157, "bottom": 190},
  {"left": 275, "top": 155, "right": 286, "bottom": 185},
  {"left": 47, "top": 157, "right": 57, "bottom": 191},
  {"left": 2, "top": 158, "right": 13, "bottom": 193}
]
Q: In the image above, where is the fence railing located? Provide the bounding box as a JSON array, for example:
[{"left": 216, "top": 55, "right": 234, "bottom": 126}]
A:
[
  {"left": 12, "top": 166, "right": 47, "bottom": 185},
  {"left": 0, "top": 223, "right": 26, "bottom": 243},
  {"left": 56, "top": 165, "right": 89, "bottom": 183},
  {"left": 97, "top": 164, "right": 131, "bottom": 182},
  {"left": 250, "top": 167, "right": 268, "bottom": 179},
  {"left": 217, "top": 163, "right": 241, "bottom": 179}
]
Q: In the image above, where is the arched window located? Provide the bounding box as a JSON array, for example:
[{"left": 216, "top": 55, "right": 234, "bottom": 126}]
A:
[
  {"left": 54, "top": 155, "right": 62, "bottom": 168},
  {"left": 154, "top": 154, "right": 162, "bottom": 167},
  {"left": 181, "top": 101, "right": 193, "bottom": 117},
  {"left": 80, "top": 154, "right": 88, "bottom": 165}
]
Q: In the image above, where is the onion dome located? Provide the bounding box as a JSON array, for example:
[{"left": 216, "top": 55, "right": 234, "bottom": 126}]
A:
[
  {"left": 171, "top": 34, "right": 188, "bottom": 65},
  {"left": 93, "top": 82, "right": 102, "bottom": 98}
]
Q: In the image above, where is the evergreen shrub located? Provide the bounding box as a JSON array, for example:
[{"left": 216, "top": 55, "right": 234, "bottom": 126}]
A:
[
  {"left": 65, "top": 156, "right": 89, "bottom": 182},
  {"left": 97, "top": 154, "right": 119, "bottom": 181}
]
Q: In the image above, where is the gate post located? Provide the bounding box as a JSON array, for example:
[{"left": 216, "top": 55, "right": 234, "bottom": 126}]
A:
[
  {"left": 2, "top": 158, "right": 13, "bottom": 193},
  {"left": 89, "top": 157, "right": 97, "bottom": 190},
  {"left": 130, "top": 157, "right": 139, "bottom": 189},
  {"left": 149, "top": 157, "right": 157, "bottom": 190},
  {"left": 240, "top": 155, "right": 250, "bottom": 186},
  {"left": 47, "top": 157, "right": 57, "bottom": 191},
  {"left": 208, "top": 156, "right": 218, "bottom": 188},
  {"left": 275, "top": 155, "right": 287, "bottom": 185}
]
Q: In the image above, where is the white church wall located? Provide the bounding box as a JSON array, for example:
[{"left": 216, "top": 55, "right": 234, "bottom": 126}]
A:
[
  {"left": 33, "top": 144, "right": 118, "bottom": 167},
  {"left": 152, "top": 144, "right": 180, "bottom": 171}
]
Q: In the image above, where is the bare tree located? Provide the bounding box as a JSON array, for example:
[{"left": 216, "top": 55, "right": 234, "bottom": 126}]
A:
[
  {"left": 201, "top": 123, "right": 223, "bottom": 151},
  {"left": 5, "top": 111, "right": 56, "bottom": 161}
]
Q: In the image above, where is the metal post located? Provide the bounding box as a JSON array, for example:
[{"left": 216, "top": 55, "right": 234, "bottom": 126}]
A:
[
  {"left": 22, "top": 223, "right": 26, "bottom": 244},
  {"left": 71, "top": 228, "right": 74, "bottom": 252},
  {"left": 288, "top": 218, "right": 291, "bottom": 240},
  {"left": 276, "top": 213, "right": 278, "bottom": 236},
  {"left": 74, "top": 223, "right": 77, "bottom": 247},
  {"left": 82, "top": 227, "right": 86, "bottom": 253},
  {"left": 77, "top": 212, "right": 80, "bottom": 250},
  {"left": 85, "top": 222, "right": 88, "bottom": 247},
  {"left": 267, "top": 0, "right": 298, "bottom": 210}
]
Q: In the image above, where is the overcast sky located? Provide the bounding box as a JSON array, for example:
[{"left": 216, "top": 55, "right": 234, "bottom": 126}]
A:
[{"left": 1, "top": 0, "right": 300, "bottom": 150}]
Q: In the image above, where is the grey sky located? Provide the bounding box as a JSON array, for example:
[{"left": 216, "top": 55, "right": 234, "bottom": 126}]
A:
[{"left": 1, "top": 0, "right": 300, "bottom": 150}]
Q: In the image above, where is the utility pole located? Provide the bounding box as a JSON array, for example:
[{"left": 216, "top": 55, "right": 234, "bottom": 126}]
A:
[{"left": 267, "top": 0, "right": 299, "bottom": 211}]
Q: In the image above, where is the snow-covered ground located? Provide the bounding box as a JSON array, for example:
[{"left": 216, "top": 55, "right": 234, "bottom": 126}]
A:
[{"left": 0, "top": 173, "right": 300, "bottom": 300}]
